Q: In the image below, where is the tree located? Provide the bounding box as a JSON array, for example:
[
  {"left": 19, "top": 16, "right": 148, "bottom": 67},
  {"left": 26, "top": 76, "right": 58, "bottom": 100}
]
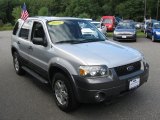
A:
[
  {"left": 12, "top": 6, "right": 21, "bottom": 22},
  {"left": 38, "top": 7, "right": 49, "bottom": 16}
]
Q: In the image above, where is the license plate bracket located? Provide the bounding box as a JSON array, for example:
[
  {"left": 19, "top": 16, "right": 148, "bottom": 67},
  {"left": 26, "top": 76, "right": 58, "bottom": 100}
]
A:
[
  {"left": 122, "top": 35, "right": 127, "bottom": 38},
  {"left": 129, "top": 77, "right": 140, "bottom": 90}
]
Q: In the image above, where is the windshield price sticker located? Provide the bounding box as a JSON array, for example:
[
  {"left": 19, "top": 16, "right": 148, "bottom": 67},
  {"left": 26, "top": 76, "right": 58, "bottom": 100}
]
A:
[{"left": 48, "top": 21, "right": 64, "bottom": 25}]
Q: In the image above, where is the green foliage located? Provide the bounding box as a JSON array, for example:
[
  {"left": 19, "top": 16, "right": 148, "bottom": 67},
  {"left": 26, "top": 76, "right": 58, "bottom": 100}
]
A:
[
  {"left": 0, "top": 0, "right": 160, "bottom": 25},
  {"left": 12, "top": 6, "right": 21, "bottom": 22},
  {"left": 0, "top": 23, "right": 13, "bottom": 31},
  {"left": 38, "top": 7, "right": 49, "bottom": 16},
  {"left": 78, "top": 13, "right": 90, "bottom": 18}
]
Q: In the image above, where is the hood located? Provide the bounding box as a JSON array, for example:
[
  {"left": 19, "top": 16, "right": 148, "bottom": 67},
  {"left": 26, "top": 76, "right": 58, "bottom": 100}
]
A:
[{"left": 55, "top": 41, "right": 142, "bottom": 68}]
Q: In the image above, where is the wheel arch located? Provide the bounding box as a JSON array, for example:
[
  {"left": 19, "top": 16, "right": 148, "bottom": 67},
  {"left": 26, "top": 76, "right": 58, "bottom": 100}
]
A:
[
  {"left": 11, "top": 46, "right": 18, "bottom": 56},
  {"left": 48, "top": 63, "right": 79, "bottom": 101}
]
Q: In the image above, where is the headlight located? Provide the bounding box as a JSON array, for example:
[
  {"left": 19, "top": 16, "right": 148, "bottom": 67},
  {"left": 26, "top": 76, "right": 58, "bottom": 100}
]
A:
[
  {"left": 155, "top": 31, "right": 160, "bottom": 35},
  {"left": 114, "top": 31, "right": 118, "bottom": 35},
  {"left": 79, "top": 65, "right": 109, "bottom": 77},
  {"left": 133, "top": 31, "right": 136, "bottom": 35}
]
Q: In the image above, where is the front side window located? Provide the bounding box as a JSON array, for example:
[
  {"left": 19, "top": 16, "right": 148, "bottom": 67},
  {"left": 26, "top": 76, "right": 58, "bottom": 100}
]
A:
[
  {"left": 19, "top": 20, "right": 32, "bottom": 40},
  {"left": 47, "top": 20, "right": 106, "bottom": 44},
  {"left": 31, "top": 22, "right": 45, "bottom": 39}
]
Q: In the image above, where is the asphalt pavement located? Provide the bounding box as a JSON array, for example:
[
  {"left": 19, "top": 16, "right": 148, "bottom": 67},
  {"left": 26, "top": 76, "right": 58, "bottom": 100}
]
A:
[{"left": 0, "top": 31, "right": 160, "bottom": 120}]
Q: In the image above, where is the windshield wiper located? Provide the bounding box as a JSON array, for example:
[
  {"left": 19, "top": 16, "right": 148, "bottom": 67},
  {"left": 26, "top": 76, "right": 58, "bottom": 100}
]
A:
[
  {"left": 55, "top": 40, "right": 84, "bottom": 44},
  {"left": 55, "top": 39, "right": 105, "bottom": 44},
  {"left": 81, "top": 39, "right": 105, "bottom": 43}
]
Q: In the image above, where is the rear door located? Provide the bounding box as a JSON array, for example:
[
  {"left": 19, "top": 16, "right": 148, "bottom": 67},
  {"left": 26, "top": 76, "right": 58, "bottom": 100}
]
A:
[{"left": 15, "top": 20, "right": 32, "bottom": 64}]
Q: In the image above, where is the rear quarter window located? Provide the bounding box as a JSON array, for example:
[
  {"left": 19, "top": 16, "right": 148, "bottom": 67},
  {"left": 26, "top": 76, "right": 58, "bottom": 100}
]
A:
[{"left": 13, "top": 22, "right": 19, "bottom": 35}]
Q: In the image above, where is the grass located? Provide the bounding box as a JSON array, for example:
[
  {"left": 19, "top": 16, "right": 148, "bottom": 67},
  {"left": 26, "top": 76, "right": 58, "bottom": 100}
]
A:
[
  {"left": 0, "top": 26, "right": 13, "bottom": 31},
  {"left": 107, "top": 29, "right": 145, "bottom": 38}
]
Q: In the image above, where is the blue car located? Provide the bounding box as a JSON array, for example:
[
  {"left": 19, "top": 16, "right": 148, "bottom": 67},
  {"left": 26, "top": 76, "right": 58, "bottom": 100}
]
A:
[{"left": 145, "top": 21, "right": 160, "bottom": 42}]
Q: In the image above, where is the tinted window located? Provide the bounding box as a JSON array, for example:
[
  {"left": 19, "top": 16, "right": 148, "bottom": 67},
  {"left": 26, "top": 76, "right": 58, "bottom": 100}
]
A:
[
  {"left": 31, "top": 22, "right": 45, "bottom": 39},
  {"left": 19, "top": 20, "right": 32, "bottom": 40},
  {"left": 13, "top": 22, "right": 19, "bottom": 35}
]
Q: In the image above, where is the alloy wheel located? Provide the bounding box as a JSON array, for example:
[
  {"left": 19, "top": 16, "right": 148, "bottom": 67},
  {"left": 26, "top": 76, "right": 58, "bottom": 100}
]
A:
[{"left": 54, "top": 80, "right": 68, "bottom": 106}]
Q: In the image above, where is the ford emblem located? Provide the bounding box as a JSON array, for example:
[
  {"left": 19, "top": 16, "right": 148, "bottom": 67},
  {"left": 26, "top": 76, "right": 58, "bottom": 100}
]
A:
[{"left": 127, "top": 66, "right": 134, "bottom": 71}]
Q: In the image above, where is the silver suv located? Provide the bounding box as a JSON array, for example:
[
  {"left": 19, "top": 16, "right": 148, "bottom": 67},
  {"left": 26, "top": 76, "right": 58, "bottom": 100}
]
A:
[{"left": 11, "top": 17, "right": 149, "bottom": 112}]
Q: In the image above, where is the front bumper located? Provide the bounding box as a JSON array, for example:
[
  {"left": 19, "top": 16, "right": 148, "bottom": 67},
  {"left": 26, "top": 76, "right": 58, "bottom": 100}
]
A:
[
  {"left": 113, "top": 34, "right": 136, "bottom": 41},
  {"left": 73, "top": 63, "right": 149, "bottom": 103}
]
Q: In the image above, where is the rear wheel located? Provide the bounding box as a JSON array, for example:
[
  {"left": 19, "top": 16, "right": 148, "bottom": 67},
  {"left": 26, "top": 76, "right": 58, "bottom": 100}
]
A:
[
  {"left": 52, "top": 73, "right": 78, "bottom": 112},
  {"left": 145, "top": 32, "right": 148, "bottom": 38},
  {"left": 13, "top": 52, "right": 25, "bottom": 75},
  {"left": 151, "top": 35, "right": 155, "bottom": 42}
]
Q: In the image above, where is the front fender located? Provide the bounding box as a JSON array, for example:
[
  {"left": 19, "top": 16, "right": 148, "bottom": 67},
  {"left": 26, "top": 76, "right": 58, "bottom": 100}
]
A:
[{"left": 48, "top": 57, "right": 78, "bottom": 75}]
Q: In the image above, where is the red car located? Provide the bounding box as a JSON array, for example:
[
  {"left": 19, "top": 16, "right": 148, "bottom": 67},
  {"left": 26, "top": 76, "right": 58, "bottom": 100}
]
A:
[{"left": 101, "top": 16, "right": 116, "bottom": 32}]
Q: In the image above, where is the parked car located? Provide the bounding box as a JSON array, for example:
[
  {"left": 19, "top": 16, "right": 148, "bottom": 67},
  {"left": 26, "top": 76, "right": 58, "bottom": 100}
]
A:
[
  {"left": 100, "top": 16, "right": 116, "bottom": 32},
  {"left": 142, "top": 19, "right": 157, "bottom": 33},
  {"left": 135, "top": 22, "right": 142, "bottom": 29},
  {"left": 115, "top": 17, "right": 122, "bottom": 23},
  {"left": 79, "top": 21, "right": 99, "bottom": 38},
  {"left": 145, "top": 21, "right": 160, "bottom": 42},
  {"left": 11, "top": 16, "right": 149, "bottom": 112},
  {"left": 91, "top": 21, "right": 107, "bottom": 35},
  {"left": 113, "top": 21, "right": 137, "bottom": 41}
]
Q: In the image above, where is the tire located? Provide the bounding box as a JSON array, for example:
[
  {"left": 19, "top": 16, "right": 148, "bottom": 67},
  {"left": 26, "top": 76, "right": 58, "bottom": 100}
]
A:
[
  {"left": 52, "top": 73, "right": 78, "bottom": 112},
  {"left": 133, "top": 39, "right": 137, "bottom": 42},
  {"left": 145, "top": 33, "right": 148, "bottom": 38},
  {"left": 13, "top": 52, "right": 25, "bottom": 75},
  {"left": 151, "top": 35, "right": 155, "bottom": 42}
]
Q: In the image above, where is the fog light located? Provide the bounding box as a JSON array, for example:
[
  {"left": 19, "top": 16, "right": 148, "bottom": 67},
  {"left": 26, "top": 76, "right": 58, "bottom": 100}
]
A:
[{"left": 95, "top": 92, "right": 105, "bottom": 102}]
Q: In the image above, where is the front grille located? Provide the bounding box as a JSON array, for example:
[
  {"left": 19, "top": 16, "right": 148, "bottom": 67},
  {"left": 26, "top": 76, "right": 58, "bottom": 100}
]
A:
[{"left": 114, "top": 61, "right": 141, "bottom": 76}]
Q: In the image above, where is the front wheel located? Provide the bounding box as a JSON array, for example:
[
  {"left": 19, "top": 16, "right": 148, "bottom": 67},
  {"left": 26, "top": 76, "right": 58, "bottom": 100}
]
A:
[
  {"left": 13, "top": 52, "right": 25, "bottom": 75},
  {"left": 52, "top": 73, "right": 78, "bottom": 112}
]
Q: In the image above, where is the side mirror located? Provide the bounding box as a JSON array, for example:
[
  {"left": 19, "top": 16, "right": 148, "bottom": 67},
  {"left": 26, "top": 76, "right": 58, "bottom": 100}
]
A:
[{"left": 32, "top": 37, "right": 47, "bottom": 47}]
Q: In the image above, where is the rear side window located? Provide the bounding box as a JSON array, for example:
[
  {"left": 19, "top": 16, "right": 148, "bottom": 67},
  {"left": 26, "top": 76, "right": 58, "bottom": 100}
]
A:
[
  {"left": 13, "top": 22, "right": 19, "bottom": 35},
  {"left": 19, "top": 20, "right": 32, "bottom": 40}
]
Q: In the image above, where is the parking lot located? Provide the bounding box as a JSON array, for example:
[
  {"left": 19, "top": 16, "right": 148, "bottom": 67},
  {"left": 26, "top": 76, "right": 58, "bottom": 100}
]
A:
[{"left": 0, "top": 31, "right": 160, "bottom": 120}]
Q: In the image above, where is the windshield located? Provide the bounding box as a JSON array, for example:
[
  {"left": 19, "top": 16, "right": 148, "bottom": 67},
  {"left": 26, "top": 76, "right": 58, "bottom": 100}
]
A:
[
  {"left": 153, "top": 22, "right": 160, "bottom": 29},
  {"left": 102, "top": 18, "right": 112, "bottom": 24},
  {"left": 47, "top": 20, "right": 106, "bottom": 43},
  {"left": 116, "top": 22, "right": 135, "bottom": 29}
]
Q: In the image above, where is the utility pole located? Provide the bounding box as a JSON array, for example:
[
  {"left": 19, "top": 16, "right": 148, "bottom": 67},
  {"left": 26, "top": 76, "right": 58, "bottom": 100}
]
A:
[
  {"left": 144, "top": 0, "right": 146, "bottom": 21},
  {"left": 157, "top": 0, "right": 159, "bottom": 20}
]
